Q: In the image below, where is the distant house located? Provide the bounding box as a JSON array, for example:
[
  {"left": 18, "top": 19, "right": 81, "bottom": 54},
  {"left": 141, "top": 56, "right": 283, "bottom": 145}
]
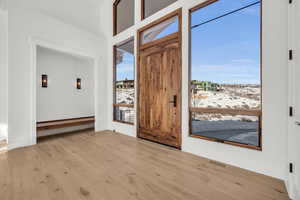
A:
[
  {"left": 116, "top": 79, "right": 134, "bottom": 89},
  {"left": 191, "top": 80, "right": 221, "bottom": 93}
]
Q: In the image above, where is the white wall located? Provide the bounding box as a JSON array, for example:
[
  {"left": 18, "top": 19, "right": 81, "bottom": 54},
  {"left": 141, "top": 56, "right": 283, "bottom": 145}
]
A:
[
  {"left": 36, "top": 46, "right": 94, "bottom": 122},
  {"left": 101, "top": 0, "right": 289, "bottom": 181},
  {"left": 0, "top": 0, "right": 7, "bottom": 10},
  {"left": 0, "top": 10, "right": 8, "bottom": 141},
  {"left": 7, "top": 1, "right": 108, "bottom": 149},
  {"left": 7, "top": 0, "right": 102, "bottom": 35}
]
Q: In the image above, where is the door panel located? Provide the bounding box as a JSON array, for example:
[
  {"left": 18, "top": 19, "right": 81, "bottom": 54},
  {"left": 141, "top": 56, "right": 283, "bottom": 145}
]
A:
[{"left": 138, "top": 39, "right": 181, "bottom": 148}]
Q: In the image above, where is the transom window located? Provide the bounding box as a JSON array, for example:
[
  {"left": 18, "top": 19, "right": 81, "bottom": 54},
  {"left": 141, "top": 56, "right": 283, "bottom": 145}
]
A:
[
  {"left": 113, "top": 39, "right": 135, "bottom": 124},
  {"left": 189, "top": 0, "right": 262, "bottom": 150},
  {"left": 140, "top": 15, "right": 179, "bottom": 45}
]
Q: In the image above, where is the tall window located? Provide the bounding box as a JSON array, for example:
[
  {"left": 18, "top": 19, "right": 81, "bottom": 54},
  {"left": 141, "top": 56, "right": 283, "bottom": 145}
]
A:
[
  {"left": 189, "top": 0, "right": 262, "bottom": 150},
  {"left": 113, "top": 39, "right": 135, "bottom": 124},
  {"left": 113, "top": 0, "right": 134, "bottom": 35}
]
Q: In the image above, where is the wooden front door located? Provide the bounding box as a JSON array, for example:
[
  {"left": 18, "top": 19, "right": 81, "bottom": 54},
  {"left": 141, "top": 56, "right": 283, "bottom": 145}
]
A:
[{"left": 138, "top": 24, "right": 182, "bottom": 149}]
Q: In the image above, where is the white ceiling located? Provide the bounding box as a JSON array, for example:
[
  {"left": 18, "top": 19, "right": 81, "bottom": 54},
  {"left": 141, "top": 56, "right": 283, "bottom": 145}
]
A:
[{"left": 11, "top": 0, "right": 104, "bottom": 35}]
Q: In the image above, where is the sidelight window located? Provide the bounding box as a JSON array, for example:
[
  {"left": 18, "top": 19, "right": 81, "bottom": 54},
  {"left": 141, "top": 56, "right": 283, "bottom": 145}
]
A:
[
  {"left": 113, "top": 38, "right": 135, "bottom": 124},
  {"left": 189, "top": 0, "right": 262, "bottom": 150}
]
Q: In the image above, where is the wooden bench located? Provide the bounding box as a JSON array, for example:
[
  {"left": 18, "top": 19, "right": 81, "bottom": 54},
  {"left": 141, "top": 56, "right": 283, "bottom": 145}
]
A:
[{"left": 37, "top": 116, "right": 95, "bottom": 131}]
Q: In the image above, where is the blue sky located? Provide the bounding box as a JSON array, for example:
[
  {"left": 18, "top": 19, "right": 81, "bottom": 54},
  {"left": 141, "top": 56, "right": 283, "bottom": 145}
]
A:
[
  {"left": 117, "top": 0, "right": 261, "bottom": 84},
  {"left": 191, "top": 0, "right": 261, "bottom": 84},
  {"left": 116, "top": 51, "right": 134, "bottom": 81},
  {"left": 154, "top": 17, "right": 178, "bottom": 39}
]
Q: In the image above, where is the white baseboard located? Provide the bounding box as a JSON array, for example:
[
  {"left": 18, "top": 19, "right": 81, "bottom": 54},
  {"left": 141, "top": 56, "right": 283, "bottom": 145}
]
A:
[
  {"left": 0, "top": 135, "right": 6, "bottom": 141},
  {"left": 8, "top": 139, "right": 34, "bottom": 150},
  {"left": 286, "top": 178, "right": 300, "bottom": 200},
  {"left": 111, "top": 122, "right": 136, "bottom": 138},
  {"left": 295, "top": 188, "right": 300, "bottom": 200},
  {"left": 0, "top": 124, "right": 8, "bottom": 141}
]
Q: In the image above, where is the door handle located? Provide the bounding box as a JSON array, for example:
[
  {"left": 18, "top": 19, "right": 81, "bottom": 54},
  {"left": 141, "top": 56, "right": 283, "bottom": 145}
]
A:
[
  {"left": 296, "top": 121, "right": 300, "bottom": 126},
  {"left": 169, "top": 95, "right": 177, "bottom": 107}
]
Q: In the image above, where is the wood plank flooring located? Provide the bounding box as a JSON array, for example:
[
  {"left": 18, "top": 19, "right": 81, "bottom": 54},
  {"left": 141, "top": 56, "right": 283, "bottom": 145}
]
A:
[{"left": 0, "top": 130, "right": 289, "bottom": 200}]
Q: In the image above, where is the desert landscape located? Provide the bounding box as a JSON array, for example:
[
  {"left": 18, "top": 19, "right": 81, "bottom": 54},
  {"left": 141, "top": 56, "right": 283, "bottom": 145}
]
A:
[
  {"left": 115, "top": 88, "right": 135, "bottom": 123},
  {"left": 191, "top": 83, "right": 261, "bottom": 146},
  {"left": 116, "top": 88, "right": 134, "bottom": 105},
  {"left": 115, "top": 83, "right": 261, "bottom": 146}
]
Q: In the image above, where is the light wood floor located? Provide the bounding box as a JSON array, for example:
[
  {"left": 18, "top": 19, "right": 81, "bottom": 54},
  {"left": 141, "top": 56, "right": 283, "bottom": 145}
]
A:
[{"left": 0, "top": 130, "right": 289, "bottom": 200}]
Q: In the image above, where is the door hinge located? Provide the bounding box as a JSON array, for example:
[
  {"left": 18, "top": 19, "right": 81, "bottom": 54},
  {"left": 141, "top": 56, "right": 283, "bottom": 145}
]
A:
[
  {"left": 289, "top": 107, "right": 294, "bottom": 117},
  {"left": 289, "top": 163, "right": 293, "bottom": 173},
  {"left": 289, "top": 50, "right": 293, "bottom": 60}
]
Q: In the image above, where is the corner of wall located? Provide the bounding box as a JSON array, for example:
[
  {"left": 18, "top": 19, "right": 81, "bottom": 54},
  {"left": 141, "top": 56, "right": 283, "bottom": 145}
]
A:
[{"left": 0, "top": 9, "right": 8, "bottom": 142}]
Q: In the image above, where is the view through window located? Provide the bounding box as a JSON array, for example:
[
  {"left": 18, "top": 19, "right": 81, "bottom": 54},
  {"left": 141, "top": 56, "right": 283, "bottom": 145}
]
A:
[
  {"left": 114, "top": 0, "right": 134, "bottom": 35},
  {"left": 113, "top": 39, "right": 135, "bottom": 124},
  {"left": 143, "top": 0, "right": 178, "bottom": 19},
  {"left": 190, "top": 0, "right": 262, "bottom": 148},
  {"left": 140, "top": 15, "right": 179, "bottom": 45}
]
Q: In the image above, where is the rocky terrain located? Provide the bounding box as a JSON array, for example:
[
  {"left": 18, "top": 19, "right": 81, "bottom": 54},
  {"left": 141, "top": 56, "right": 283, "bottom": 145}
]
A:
[
  {"left": 115, "top": 85, "right": 261, "bottom": 145},
  {"left": 116, "top": 89, "right": 134, "bottom": 104},
  {"left": 191, "top": 84, "right": 261, "bottom": 145},
  {"left": 192, "top": 84, "right": 261, "bottom": 110}
]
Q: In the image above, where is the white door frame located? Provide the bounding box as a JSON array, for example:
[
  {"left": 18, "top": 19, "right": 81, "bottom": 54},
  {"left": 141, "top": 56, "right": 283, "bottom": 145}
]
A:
[
  {"left": 29, "top": 37, "right": 99, "bottom": 145},
  {"left": 287, "top": 1, "right": 300, "bottom": 199}
]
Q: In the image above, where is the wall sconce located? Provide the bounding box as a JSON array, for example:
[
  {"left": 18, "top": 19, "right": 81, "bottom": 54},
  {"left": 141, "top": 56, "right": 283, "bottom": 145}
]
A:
[
  {"left": 76, "top": 78, "right": 82, "bottom": 89},
  {"left": 42, "top": 74, "right": 48, "bottom": 88}
]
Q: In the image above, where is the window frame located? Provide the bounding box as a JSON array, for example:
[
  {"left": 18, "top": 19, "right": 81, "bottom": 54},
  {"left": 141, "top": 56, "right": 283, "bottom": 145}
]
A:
[
  {"left": 188, "top": 0, "right": 263, "bottom": 151},
  {"left": 141, "top": 0, "right": 178, "bottom": 20},
  {"left": 113, "top": 38, "right": 135, "bottom": 125},
  {"left": 113, "top": 0, "right": 134, "bottom": 36},
  {"left": 138, "top": 9, "right": 181, "bottom": 50},
  {"left": 113, "top": 0, "right": 119, "bottom": 36}
]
